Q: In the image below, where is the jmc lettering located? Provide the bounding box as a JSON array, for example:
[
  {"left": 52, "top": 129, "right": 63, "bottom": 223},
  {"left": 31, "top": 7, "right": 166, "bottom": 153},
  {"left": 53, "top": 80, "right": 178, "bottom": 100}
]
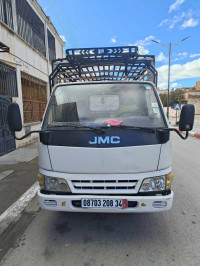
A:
[{"left": 89, "top": 136, "right": 120, "bottom": 144}]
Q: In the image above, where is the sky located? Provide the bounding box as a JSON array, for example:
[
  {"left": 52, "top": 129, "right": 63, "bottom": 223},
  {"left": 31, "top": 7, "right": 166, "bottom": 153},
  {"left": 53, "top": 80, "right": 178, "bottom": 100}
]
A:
[{"left": 38, "top": 0, "right": 200, "bottom": 90}]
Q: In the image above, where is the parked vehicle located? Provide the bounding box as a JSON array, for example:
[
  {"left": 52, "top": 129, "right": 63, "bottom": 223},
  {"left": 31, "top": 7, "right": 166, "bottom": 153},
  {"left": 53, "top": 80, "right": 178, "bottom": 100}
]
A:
[{"left": 7, "top": 46, "right": 194, "bottom": 212}]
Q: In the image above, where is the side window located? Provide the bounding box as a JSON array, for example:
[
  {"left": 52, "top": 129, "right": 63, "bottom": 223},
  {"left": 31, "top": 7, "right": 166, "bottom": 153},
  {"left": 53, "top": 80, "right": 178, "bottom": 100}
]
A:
[{"left": 145, "top": 89, "right": 161, "bottom": 117}]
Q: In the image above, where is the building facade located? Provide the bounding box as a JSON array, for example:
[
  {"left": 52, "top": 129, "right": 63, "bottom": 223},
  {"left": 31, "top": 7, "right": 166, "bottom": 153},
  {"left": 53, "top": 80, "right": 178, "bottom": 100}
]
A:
[{"left": 0, "top": 0, "right": 65, "bottom": 155}]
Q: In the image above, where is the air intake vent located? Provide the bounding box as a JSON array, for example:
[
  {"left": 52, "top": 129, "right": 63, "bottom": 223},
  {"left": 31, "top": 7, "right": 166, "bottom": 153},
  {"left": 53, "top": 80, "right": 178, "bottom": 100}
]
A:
[
  {"left": 152, "top": 201, "right": 167, "bottom": 208},
  {"left": 44, "top": 200, "right": 57, "bottom": 207}
]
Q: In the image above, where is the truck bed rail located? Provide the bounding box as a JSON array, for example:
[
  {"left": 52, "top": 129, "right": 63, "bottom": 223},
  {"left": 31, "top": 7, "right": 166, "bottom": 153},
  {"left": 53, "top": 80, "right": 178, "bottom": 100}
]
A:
[{"left": 49, "top": 46, "right": 157, "bottom": 93}]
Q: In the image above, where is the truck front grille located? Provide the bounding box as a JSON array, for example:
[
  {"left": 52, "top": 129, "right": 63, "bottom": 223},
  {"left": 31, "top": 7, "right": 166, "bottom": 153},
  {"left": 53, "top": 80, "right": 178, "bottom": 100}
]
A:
[{"left": 71, "top": 179, "right": 138, "bottom": 194}]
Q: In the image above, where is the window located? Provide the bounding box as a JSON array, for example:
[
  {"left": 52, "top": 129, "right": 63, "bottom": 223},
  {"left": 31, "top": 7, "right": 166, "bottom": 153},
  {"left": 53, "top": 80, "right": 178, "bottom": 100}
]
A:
[
  {"left": 48, "top": 29, "right": 56, "bottom": 61},
  {"left": 0, "top": 62, "right": 18, "bottom": 97},
  {"left": 21, "top": 72, "right": 47, "bottom": 123},
  {"left": 16, "top": 0, "right": 46, "bottom": 57},
  {"left": 0, "top": 0, "right": 13, "bottom": 29},
  {"left": 43, "top": 82, "right": 166, "bottom": 129}
]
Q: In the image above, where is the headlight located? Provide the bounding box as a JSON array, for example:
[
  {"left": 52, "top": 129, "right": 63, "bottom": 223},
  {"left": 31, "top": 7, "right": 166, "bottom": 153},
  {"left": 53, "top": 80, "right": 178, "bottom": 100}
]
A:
[
  {"left": 139, "top": 176, "right": 166, "bottom": 192},
  {"left": 139, "top": 172, "right": 174, "bottom": 192},
  {"left": 44, "top": 176, "right": 71, "bottom": 192}
]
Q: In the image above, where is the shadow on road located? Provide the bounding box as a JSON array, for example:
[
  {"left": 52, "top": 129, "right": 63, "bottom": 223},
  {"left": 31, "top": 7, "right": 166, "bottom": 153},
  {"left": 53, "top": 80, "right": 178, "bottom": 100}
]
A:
[{"left": 42, "top": 211, "right": 169, "bottom": 246}]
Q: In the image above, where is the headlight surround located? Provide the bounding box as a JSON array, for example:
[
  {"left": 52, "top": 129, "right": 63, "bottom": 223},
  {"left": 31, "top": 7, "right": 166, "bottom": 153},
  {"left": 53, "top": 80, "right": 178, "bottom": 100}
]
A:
[
  {"left": 44, "top": 176, "right": 71, "bottom": 192},
  {"left": 139, "top": 176, "right": 166, "bottom": 192}
]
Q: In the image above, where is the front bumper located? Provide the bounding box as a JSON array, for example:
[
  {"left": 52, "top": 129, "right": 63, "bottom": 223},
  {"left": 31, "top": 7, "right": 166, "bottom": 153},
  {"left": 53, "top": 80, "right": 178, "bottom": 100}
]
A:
[{"left": 38, "top": 190, "right": 173, "bottom": 213}]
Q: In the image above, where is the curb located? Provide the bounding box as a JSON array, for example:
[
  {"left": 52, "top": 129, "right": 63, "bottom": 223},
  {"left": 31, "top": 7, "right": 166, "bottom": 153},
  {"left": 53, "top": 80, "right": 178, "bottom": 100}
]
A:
[
  {"left": 194, "top": 133, "right": 200, "bottom": 138},
  {"left": 188, "top": 131, "right": 200, "bottom": 138},
  {"left": 0, "top": 182, "right": 39, "bottom": 235}
]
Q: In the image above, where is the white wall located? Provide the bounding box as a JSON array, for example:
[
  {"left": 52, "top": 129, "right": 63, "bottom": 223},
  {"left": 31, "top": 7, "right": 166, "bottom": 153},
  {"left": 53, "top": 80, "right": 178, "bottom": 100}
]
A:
[{"left": 0, "top": 1, "right": 64, "bottom": 148}]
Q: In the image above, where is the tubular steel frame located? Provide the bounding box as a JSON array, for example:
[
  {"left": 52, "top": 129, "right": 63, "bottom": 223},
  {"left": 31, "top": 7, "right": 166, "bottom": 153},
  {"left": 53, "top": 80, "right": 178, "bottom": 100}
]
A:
[{"left": 49, "top": 46, "right": 157, "bottom": 93}]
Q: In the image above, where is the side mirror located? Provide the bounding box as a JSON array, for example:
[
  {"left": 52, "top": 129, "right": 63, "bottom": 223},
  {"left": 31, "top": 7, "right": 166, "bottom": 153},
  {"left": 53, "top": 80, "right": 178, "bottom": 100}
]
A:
[
  {"left": 7, "top": 103, "right": 22, "bottom": 132},
  {"left": 179, "top": 104, "right": 194, "bottom": 131}
]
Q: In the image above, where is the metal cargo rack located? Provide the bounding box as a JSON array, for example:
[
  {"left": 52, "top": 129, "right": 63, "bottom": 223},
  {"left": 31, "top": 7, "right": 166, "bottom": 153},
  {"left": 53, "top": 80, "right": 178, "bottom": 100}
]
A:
[{"left": 49, "top": 46, "right": 157, "bottom": 93}]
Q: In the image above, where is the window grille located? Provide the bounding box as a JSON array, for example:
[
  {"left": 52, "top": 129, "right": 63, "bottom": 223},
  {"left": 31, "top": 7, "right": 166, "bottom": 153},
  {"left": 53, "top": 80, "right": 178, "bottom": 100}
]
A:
[
  {"left": 16, "top": 0, "right": 46, "bottom": 57},
  {"left": 0, "top": 62, "right": 18, "bottom": 97},
  {"left": 21, "top": 72, "right": 47, "bottom": 123},
  {"left": 48, "top": 29, "right": 56, "bottom": 61},
  {"left": 0, "top": 0, "right": 14, "bottom": 29}
]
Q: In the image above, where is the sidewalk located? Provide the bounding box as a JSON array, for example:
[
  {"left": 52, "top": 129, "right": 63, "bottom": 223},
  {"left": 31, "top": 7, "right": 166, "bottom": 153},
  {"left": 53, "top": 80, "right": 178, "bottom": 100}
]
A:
[
  {"left": 0, "top": 142, "right": 38, "bottom": 215},
  {"left": 169, "top": 115, "right": 200, "bottom": 138}
]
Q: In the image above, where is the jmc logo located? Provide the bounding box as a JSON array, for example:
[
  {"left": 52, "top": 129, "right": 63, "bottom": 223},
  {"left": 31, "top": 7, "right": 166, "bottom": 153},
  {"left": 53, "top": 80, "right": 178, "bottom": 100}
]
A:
[{"left": 89, "top": 136, "right": 120, "bottom": 145}]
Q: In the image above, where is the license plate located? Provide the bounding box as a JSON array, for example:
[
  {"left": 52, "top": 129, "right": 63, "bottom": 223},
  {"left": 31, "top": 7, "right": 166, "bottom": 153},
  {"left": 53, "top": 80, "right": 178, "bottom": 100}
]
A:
[{"left": 81, "top": 199, "right": 127, "bottom": 209}]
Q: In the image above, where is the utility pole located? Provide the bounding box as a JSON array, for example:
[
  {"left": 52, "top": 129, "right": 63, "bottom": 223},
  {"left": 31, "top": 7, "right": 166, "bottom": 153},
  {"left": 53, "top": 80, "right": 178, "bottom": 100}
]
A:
[
  {"left": 152, "top": 36, "right": 190, "bottom": 119},
  {"left": 167, "top": 42, "right": 171, "bottom": 119}
]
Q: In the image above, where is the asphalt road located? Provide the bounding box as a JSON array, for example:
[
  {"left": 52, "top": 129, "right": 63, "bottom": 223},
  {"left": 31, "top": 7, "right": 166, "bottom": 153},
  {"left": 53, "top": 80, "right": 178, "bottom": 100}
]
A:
[{"left": 1, "top": 134, "right": 200, "bottom": 266}]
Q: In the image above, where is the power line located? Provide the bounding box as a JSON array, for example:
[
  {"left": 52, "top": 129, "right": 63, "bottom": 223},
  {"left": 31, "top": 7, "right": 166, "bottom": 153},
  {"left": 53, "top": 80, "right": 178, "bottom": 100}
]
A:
[
  {"left": 52, "top": 0, "right": 79, "bottom": 47},
  {"left": 47, "top": 0, "right": 74, "bottom": 46},
  {"left": 47, "top": 0, "right": 79, "bottom": 48}
]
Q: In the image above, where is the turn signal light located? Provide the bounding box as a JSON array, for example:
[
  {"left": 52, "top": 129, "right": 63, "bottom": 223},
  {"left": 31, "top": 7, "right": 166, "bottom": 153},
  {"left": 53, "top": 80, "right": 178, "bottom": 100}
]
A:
[
  {"left": 165, "top": 172, "right": 174, "bottom": 190},
  {"left": 37, "top": 173, "right": 44, "bottom": 189}
]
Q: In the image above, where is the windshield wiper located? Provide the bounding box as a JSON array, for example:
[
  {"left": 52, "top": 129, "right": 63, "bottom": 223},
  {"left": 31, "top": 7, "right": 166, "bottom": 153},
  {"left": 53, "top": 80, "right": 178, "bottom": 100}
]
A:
[
  {"left": 47, "top": 124, "right": 159, "bottom": 133},
  {"left": 100, "top": 124, "right": 157, "bottom": 132},
  {"left": 47, "top": 124, "right": 105, "bottom": 133}
]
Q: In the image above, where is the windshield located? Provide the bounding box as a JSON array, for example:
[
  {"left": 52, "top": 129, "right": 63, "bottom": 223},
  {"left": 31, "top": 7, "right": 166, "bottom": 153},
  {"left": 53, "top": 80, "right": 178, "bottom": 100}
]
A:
[{"left": 43, "top": 82, "right": 166, "bottom": 129}]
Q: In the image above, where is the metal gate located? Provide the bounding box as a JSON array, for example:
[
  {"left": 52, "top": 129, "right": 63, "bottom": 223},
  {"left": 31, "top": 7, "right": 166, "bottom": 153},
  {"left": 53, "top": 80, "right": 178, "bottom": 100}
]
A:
[{"left": 0, "top": 96, "right": 15, "bottom": 156}]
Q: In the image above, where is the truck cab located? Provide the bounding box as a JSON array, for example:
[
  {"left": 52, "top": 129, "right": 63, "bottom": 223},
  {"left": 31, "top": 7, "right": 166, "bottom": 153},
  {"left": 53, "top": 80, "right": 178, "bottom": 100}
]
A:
[{"left": 7, "top": 46, "right": 194, "bottom": 213}]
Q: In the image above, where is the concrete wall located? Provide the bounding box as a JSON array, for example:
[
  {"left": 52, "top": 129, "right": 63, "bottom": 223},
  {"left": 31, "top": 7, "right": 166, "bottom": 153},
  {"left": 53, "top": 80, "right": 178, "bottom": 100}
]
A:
[
  {"left": 0, "top": 0, "right": 65, "bottom": 148},
  {"left": 164, "top": 107, "right": 181, "bottom": 118},
  {"left": 189, "top": 101, "right": 200, "bottom": 115}
]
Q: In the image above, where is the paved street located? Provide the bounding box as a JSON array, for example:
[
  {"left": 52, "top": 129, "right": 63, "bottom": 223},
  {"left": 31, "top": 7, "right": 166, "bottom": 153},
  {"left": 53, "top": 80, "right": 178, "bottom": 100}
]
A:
[{"left": 0, "top": 134, "right": 200, "bottom": 266}]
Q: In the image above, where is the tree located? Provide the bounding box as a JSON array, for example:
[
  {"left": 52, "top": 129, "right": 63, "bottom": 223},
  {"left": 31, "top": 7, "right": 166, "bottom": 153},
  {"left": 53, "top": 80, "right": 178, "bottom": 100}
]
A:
[
  {"left": 169, "top": 89, "right": 185, "bottom": 106},
  {"left": 159, "top": 93, "right": 167, "bottom": 107}
]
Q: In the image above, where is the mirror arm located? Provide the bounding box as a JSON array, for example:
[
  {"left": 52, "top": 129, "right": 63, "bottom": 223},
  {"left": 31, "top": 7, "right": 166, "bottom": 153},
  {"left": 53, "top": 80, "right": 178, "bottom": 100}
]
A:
[
  {"left": 12, "top": 130, "right": 41, "bottom": 140},
  {"left": 172, "top": 129, "right": 188, "bottom": 140},
  {"left": 159, "top": 128, "right": 189, "bottom": 140}
]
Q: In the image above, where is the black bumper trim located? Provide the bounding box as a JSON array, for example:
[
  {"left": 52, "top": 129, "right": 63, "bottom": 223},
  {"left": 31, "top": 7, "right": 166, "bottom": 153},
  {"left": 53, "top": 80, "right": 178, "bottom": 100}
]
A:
[{"left": 40, "top": 189, "right": 171, "bottom": 197}]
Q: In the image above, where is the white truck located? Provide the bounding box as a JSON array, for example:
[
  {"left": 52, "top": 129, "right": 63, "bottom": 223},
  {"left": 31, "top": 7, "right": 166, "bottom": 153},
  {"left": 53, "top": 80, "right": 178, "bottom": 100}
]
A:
[{"left": 7, "top": 46, "right": 194, "bottom": 213}]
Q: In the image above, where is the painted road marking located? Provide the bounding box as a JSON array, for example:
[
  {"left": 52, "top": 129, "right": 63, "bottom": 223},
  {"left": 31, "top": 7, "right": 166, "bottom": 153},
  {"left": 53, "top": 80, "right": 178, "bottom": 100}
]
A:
[{"left": 0, "top": 181, "right": 39, "bottom": 235}]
